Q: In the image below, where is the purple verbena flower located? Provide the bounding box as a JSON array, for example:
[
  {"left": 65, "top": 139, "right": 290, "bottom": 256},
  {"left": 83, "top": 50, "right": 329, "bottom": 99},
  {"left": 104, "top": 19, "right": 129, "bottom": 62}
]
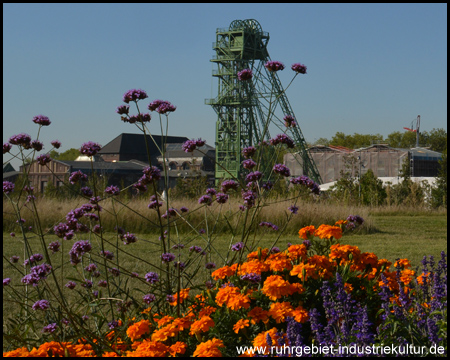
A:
[
  {"left": 291, "top": 63, "right": 307, "bottom": 74},
  {"left": 270, "top": 133, "right": 295, "bottom": 148},
  {"left": 123, "top": 232, "right": 137, "bottom": 245},
  {"left": 36, "top": 153, "right": 51, "bottom": 166},
  {"left": 145, "top": 272, "right": 159, "bottom": 284},
  {"left": 242, "top": 159, "right": 257, "bottom": 170},
  {"left": 205, "top": 262, "right": 216, "bottom": 270},
  {"left": 189, "top": 245, "right": 203, "bottom": 254},
  {"left": 3, "top": 278, "right": 11, "bottom": 286},
  {"left": 48, "top": 241, "right": 61, "bottom": 254},
  {"left": 143, "top": 294, "right": 156, "bottom": 304},
  {"left": 69, "top": 170, "right": 88, "bottom": 184},
  {"left": 81, "top": 279, "right": 93, "bottom": 288},
  {"left": 265, "top": 60, "right": 285, "bottom": 72},
  {"left": 231, "top": 242, "right": 244, "bottom": 252},
  {"left": 84, "top": 263, "right": 97, "bottom": 273},
  {"left": 161, "top": 253, "right": 176, "bottom": 264},
  {"left": 65, "top": 281, "right": 76, "bottom": 289},
  {"left": 10, "top": 255, "right": 19, "bottom": 263},
  {"left": 180, "top": 206, "right": 189, "bottom": 213},
  {"left": 32, "top": 299, "right": 50, "bottom": 310},
  {"left": 79, "top": 141, "right": 101, "bottom": 157},
  {"left": 31, "top": 140, "right": 44, "bottom": 151},
  {"left": 273, "top": 163, "right": 291, "bottom": 177},
  {"left": 9, "top": 133, "right": 32, "bottom": 148},
  {"left": 245, "top": 171, "right": 263, "bottom": 183},
  {"left": 42, "top": 323, "right": 58, "bottom": 334},
  {"left": 288, "top": 205, "right": 299, "bottom": 214},
  {"left": 3, "top": 181, "right": 14, "bottom": 195},
  {"left": 242, "top": 146, "right": 257, "bottom": 159},
  {"left": 105, "top": 185, "right": 120, "bottom": 196},
  {"left": 81, "top": 186, "right": 93, "bottom": 197},
  {"left": 283, "top": 115, "right": 296, "bottom": 127},
  {"left": 216, "top": 192, "right": 229, "bottom": 204},
  {"left": 50, "top": 140, "right": 61, "bottom": 149},
  {"left": 237, "top": 68, "right": 253, "bottom": 81},
  {"left": 32, "top": 115, "right": 51, "bottom": 126},
  {"left": 220, "top": 179, "right": 239, "bottom": 193},
  {"left": 240, "top": 273, "right": 261, "bottom": 283},
  {"left": 116, "top": 105, "right": 130, "bottom": 115},
  {"left": 3, "top": 143, "right": 12, "bottom": 154},
  {"left": 123, "top": 89, "right": 148, "bottom": 103},
  {"left": 198, "top": 194, "right": 212, "bottom": 206}
]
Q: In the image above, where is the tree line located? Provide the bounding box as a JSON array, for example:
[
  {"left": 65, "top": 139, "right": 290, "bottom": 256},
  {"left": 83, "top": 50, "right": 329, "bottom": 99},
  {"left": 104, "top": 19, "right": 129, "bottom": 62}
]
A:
[{"left": 313, "top": 128, "right": 447, "bottom": 153}]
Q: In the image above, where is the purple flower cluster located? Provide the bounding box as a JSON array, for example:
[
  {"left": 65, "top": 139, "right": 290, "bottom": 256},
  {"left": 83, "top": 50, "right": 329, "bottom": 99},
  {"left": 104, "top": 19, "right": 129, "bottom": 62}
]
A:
[
  {"left": 122, "top": 232, "right": 137, "bottom": 245},
  {"left": 182, "top": 138, "right": 206, "bottom": 152},
  {"left": 21, "top": 263, "right": 52, "bottom": 286},
  {"left": 116, "top": 105, "right": 130, "bottom": 115},
  {"left": 198, "top": 194, "right": 212, "bottom": 206},
  {"left": 283, "top": 115, "right": 296, "bottom": 128},
  {"left": 50, "top": 140, "right": 61, "bottom": 149},
  {"left": 24, "top": 253, "right": 44, "bottom": 266},
  {"left": 42, "top": 323, "right": 58, "bottom": 334},
  {"left": 84, "top": 263, "right": 97, "bottom": 273},
  {"left": 9, "top": 133, "right": 32, "bottom": 148},
  {"left": 69, "top": 240, "right": 92, "bottom": 265},
  {"left": 145, "top": 272, "right": 159, "bottom": 284},
  {"left": 259, "top": 221, "right": 279, "bottom": 231},
  {"left": 32, "top": 299, "right": 50, "bottom": 311},
  {"left": 205, "top": 262, "right": 216, "bottom": 270},
  {"left": 216, "top": 192, "right": 229, "bottom": 204},
  {"left": 245, "top": 171, "right": 263, "bottom": 183},
  {"left": 189, "top": 245, "right": 204, "bottom": 255},
  {"left": 31, "top": 140, "right": 44, "bottom": 151},
  {"left": 231, "top": 242, "right": 244, "bottom": 252},
  {"left": 241, "top": 273, "right": 261, "bottom": 283},
  {"left": 69, "top": 170, "right": 88, "bottom": 184},
  {"left": 65, "top": 281, "right": 76, "bottom": 289},
  {"left": 265, "top": 60, "right": 285, "bottom": 72},
  {"left": 148, "top": 195, "right": 163, "bottom": 209},
  {"left": 273, "top": 163, "right": 291, "bottom": 177},
  {"left": 48, "top": 241, "right": 61, "bottom": 254},
  {"left": 220, "top": 179, "right": 239, "bottom": 193},
  {"left": 109, "top": 268, "right": 120, "bottom": 277},
  {"left": 100, "top": 250, "right": 114, "bottom": 260},
  {"left": 242, "top": 159, "right": 257, "bottom": 169},
  {"left": 241, "top": 189, "right": 257, "bottom": 208},
  {"left": 242, "top": 146, "right": 257, "bottom": 159},
  {"left": 105, "top": 185, "right": 120, "bottom": 196},
  {"left": 161, "top": 253, "right": 176, "bottom": 264},
  {"left": 143, "top": 294, "right": 156, "bottom": 304},
  {"left": 347, "top": 215, "right": 364, "bottom": 225},
  {"left": 79, "top": 141, "right": 102, "bottom": 157},
  {"left": 291, "top": 63, "right": 307, "bottom": 74},
  {"left": 3, "top": 143, "right": 12, "bottom": 154},
  {"left": 270, "top": 133, "right": 295, "bottom": 148},
  {"left": 32, "top": 115, "right": 51, "bottom": 126},
  {"left": 122, "top": 89, "right": 148, "bottom": 103},
  {"left": 53, "top": 222, "right": 74, "bottom": 240},
  {"left": 206, "top": 188, "right": 217, "bottom": 196},
  {"left": 290, "top": 175, "right": 320, "bottom": 195},
  {"left": 3, "top": 181, "right": 14, "bottom": 195},
  {"left": 3, "top": 278, "right": 11, "bottom": 286},
  {"left": 237, "top": 68, "right": 253, "bottom": 81},
  {"left": 288, "top": 205, "right": 299, "bottom": 214},
  {"left": 148, "top": 99, "right": 176, "bottom": 114},
  {"left": 180, "top": 206, "right": 189, "bottom": 213}
]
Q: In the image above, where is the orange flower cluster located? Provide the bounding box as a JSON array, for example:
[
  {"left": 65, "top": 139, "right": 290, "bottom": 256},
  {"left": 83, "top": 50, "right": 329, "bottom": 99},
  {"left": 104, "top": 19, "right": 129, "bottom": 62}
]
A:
[{"left": 4, "top": 221, "right": 422, "bottom": 358}]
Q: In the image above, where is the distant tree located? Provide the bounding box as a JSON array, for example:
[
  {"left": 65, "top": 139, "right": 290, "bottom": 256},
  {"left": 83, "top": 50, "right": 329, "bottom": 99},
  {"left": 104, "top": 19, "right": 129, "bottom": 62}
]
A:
[
  {"left": 314, "top": 137, "right": 330, "bottom": 146},
  {"left": 358, "top": 169, "right": 386, "bottom": 206},
  {"left": 329, "top": 132, "right": 384, "bottom": 149},
  {"left": 329, "top": 155, "right": 359, "bottom": 204},
  {"left": 421, "top": 128, "right": 447, "bottom": 152},
  {"left": 50, "top": 148, "right": 80, "bottom": 161},
  {"left": 431, "top": 149, "right": 447, "bottom": 208}
]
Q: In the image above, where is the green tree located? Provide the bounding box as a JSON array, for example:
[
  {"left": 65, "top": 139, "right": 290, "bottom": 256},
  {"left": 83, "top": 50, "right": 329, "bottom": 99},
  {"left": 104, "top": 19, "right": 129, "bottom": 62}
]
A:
[
  {"left": 431, "top": 149, "right": 447, "bottom": 208},
  {"left": 50, "top": 148, "right": 80, "bottom": 161},
  {"left": 421, "top": 128, "right": 447, "bottom": 152},
  {"left": 359, "top": 169, "right": 386, "bottom": 206},
  {"left": 329, "top": 155, "right": 359, "bottom": 204}
]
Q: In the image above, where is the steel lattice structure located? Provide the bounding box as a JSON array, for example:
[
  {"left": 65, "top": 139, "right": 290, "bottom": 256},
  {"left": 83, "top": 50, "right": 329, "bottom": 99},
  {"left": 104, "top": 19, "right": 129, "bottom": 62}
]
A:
[{"left": 205, "top": 19, "right": 322, "bottom": 184}]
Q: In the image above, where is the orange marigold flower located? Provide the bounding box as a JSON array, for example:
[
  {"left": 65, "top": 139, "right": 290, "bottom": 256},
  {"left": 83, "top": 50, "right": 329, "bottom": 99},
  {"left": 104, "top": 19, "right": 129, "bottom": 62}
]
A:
[
  {"left": 169, "top": 342, "right": 187, "bottom": 357},
  {"left": 266, "top": 252, "right": 293, "bottom": 272},
  {"left": 126, "top": 319, "right": 151, "bottom": 342},
  {"left": 268, "top": 301, "right": 294, "bottom": 323},
  {"left": 233, "top": 319, "right": 250, "bottom": 334},
  {"left": 335, "top": 220, "right": 348, "bottom": 226},
  {"left": 247, "top": 247, "right": 270, "bottom": 261},
  {"left": 287, "top": 244, "right": 308, "bottom": 261},
  {"left": 400, "top": 269, "right": 415, "bottom": 285},
  {"left": 307, "top": 255, "right": 335, "bottom": 278},
  {"left": 169, "top": 288, "right": 190, "bottom": 306},
  {"left": 298, "top": 225, "right": 316, "bottom": 240},
  {"left": 157, "top": 315, "right": 174, "bottom": 328},
  {"left": 344, "top": 282, "right": 354, "bottom": 293},
  {"left": 198, "top": 305, "right": 217, "bottom": 318},
  {"left": 292, "top": 305, "right": 309, "bottom": 323},
  {"left": 290, "top": 263, "right": 318, "bottom": 281},
  {"left": 417, "top": 272, "right": 430, "bottom": 286},
  {"left": 212, "top": 265, "right": 236, "bottom": 280},
  {"left": 189, "top": 315, "right": 215, "bottom": 335},
  {"left": 394, "top": 258, "right": 412, "bottom": 269},
  {"left": 193, "top": 338, "right": 225, "bottom": 357},
  {"left": 262, "top": 275, "right": 297, "bottom": 300},
  {"left": 315, "top": 224, "right": 342, "bottom": 240},
  {"left": 238, "top": 259, "right": 270, "bottom": 275},
  {"left": 329, "top": 244, "right": 361, "bottom": 263},
  {"left": 102, "top": 351, "right": 120, "bottom": 357},
  {"left": 248, "top": 306, "right": 269, "bottom": 324},
  {"left": 126, "top": 339, "right": 168, "bottom": 357}
]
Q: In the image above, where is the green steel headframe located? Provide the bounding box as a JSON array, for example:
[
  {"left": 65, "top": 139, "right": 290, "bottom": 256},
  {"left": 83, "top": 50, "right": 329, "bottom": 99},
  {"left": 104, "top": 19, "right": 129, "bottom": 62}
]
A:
[{"left": 205, "top": 19, "right": 322, "bottom": 184}]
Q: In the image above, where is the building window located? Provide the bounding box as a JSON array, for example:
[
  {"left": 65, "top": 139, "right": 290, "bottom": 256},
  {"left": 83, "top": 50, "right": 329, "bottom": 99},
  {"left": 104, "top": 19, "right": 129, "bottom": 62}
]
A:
[
  {"left": 169, "top": 162, "right": 178, "bottom": 170},
  {"left": 41, "top": 181, "right": 48, "bottom": 194},
  {"left": 182, "top": 162, "right": 190, "bottom": 170}
]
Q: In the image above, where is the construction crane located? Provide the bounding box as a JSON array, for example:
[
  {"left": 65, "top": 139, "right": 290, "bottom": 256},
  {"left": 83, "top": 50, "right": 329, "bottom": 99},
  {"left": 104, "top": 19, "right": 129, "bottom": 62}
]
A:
[
  {"left": 403, "top": 115, "right": 420, "bottom": 148},
  {"left": 205, "top": 19, "right": 322, "bottom": 184}
]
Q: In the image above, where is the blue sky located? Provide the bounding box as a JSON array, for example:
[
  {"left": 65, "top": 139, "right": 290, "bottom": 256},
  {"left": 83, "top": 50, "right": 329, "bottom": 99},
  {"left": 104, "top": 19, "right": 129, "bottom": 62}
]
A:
[{"left": 3, "top": 3, "right": 447, "bottom": 169}]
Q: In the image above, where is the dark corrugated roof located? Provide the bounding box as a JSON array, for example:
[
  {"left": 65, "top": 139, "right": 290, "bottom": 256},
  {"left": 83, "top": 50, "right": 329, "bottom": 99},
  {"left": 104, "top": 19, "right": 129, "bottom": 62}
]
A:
[
  {"left": 98, "top": 133, "right": 189, "bottom": 155},
  {"left": 58, "top": 161, "right": 147, "bottom": 171}
]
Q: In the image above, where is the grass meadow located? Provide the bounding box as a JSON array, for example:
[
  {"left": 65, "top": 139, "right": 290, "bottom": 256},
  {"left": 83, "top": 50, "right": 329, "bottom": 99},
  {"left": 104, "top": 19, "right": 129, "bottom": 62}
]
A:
[{"left": 3, "top": 198, "right": 447, "bottom": 315}]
